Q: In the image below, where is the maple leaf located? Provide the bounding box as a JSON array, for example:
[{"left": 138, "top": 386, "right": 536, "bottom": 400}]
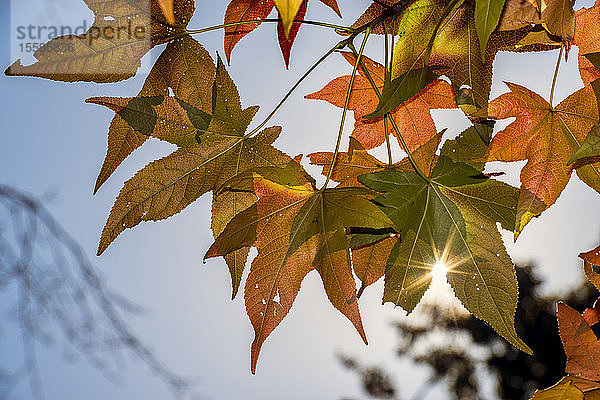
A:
[
  {"left": 224, "top": 0, "right": 275, "bottom": 61},
  {"left": 92, "top": 36, "right": 216, "bottom": 194},
  {"left": 475, "top": 0, "right": 507, "bottom": 57},
  {"left": 497, "top": 0, "right": 542, "bottom": 31},
  {"left": 277, "top": 1, "right": 308, "bottom": 67},
  {"left": 352, "top": 235, "right": 398, "bottom": 297},
  {"left": 581, "top": 247, "right": 600, "bottom": 268},
  {"left": 88, "top": 53, "right": 291, "bottom": 294},
  {"left": 5, "top": 0, "right": 194, "bottom": 83},
  {"left": 306, "top": 51, "right": 457, "bottom": 152},
  {"left": 157, "top": 0, "right": 176, "bottom": 24},
  {"left": 530, "top": 379, "right": 585, "bottom": 400},
  {"left": 557, "top": 302, "right": 600, "bottom": 382},
  {"left": 308, "top": 138, "right": 401, "bottom": 294},
  {"left": 309, "top": 133, "right": 450, "bottom": 296},
  {"left": 345, "top": 0, "right": 412, "bottom": 36},
  {"left": 486, "top": 82, "right": 599, "bottom": 237},
  {"left": 309, "top": 137, "right": 388, "bottom": 187},
  {"left": 580, "top": 253, "right": 600, "bottom": 294},
  {"left": 205, "top": 170, "right": 395, "bottom": 372},
  {"left": 497, "top": 0, "right": 575, "bottom": 45},
  {"left": 391, "top": 0, "right": 555, "bottom": 112},
  {"left": 574, "top": 0, "right": 600, "bottom": 85},
  {"left": 274, "top": 0, "right": 305, "bottom": 36},
  {"left": 569, "top": 82, "right": 600, "bottom": 171},
  {"left": 359, "top": 145, "right": 530, "bottom": 353},
  {"left": 223, "top": 0, "right": 340, "bottom": 65}
]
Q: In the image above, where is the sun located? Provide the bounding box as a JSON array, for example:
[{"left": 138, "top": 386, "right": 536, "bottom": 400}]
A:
[{"left": 431, "top": 260, "right": 449, "bottom": 284}]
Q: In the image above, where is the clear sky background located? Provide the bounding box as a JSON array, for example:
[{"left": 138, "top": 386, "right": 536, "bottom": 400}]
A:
[{"left": 1, "top": 0, "right": 599, "bottom": 399}]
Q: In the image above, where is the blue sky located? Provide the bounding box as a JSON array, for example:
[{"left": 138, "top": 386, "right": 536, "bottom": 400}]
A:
[{"left": 1, "top": 0, "right": 599, "bottom": 399}]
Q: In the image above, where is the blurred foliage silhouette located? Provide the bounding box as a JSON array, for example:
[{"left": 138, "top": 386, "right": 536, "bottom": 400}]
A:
[
  {"left": 341, "top": 265, "right": 600, "bottom": 400},
  {"left": 0, "top": 184, "right": 192, "bottom": 399}
]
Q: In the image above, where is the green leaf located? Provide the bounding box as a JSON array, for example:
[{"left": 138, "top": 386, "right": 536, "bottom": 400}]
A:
[
  {"left": 176, "top": 98, "right": 212, "bottom": 139},
  {"left": 440, "top": 121, "right": 494, "bottom": 172},
  {"left": 115, "top": 96, "right": 165, "bottom": 136},
  {"left": 569, "top": 123, "right": 600, "bottom": 168},
  {"left": 475, "top": 0, "right": 507, "bottom": 57},
  {"left": 364, "top": 67, "right": 441, "bottom": 119},
  {"left": 359, "top": 155, "right": 530, "bottom": 354},
  {"left": 287, "top": 187, "right": 397, "bottom": 258}
]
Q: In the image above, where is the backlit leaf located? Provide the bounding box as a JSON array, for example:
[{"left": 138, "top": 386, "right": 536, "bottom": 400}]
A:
[
  {"left": 359, "top": 155, "right": 529, "bottom": 353},
  {"left": 475, "top": 0, "right": 507, "bottom": 57},
  {"left": 206, "top": 173, "right": 395, "bottom": 372},
  {"left": 530, "top": 379, "right": 584, "bottom": 400},
  {"left": 306, "top": 52, "right": 457, "bottom": 151},
  {"left": 157, "top": 0, "right": 176, "bottom": 24},
  {"left": 574, "top": 0, "right": 600, "bottom": 85},
  {"left": 5, "top": 0, "right": 195, "bottom": 82},
  {"left": 223, "top": 0, "right": 340, "bottom": 64},
  {"left": 486, "top": 82, "right": 599, "bottom": 238},
  {"left": 274, "top": 0, "right": 305, "bottom": 36},
  {"left": 364, "top": 67, "right": 443, "bottom": 119},
  {"left": 91, "top": 36, "right": 217, "bottom": 193},
  {"left": 224, "top": 0, "right": 275, "bottom": 62},
  {"left": 391, "top": 0, "right": 554, "bottom": 112},
  {"left": 277, "top": 0, "right": 308, "bottom": 67},
  {"left": 557, "top": 302, "right": 600, "bottom": 381},
  {"left": 92, "top": 56, "right": 290, "bottom": 265}
]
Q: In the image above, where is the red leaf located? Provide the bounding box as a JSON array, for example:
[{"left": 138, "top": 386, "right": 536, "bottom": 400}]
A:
[
  {"left": 557, "top": 302, "right": 600, "bottom": 381},
  {"left": 277, "top": 0, "right": 308, "bottom": 67},
  {"left": 224, "top": 0, "right": 275, "bottom": 62}
]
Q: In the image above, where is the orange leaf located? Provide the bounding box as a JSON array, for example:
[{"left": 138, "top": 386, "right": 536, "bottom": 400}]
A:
[
  {"left": 157, "top": 0, "right": 175, "bottom": 24},
  {"left": 486, "top": 82, "right": 599, "bottom": 237},
  {"left": 574, "top": 0, "right": 600, "bottom": 85},
  {"left": 582, "top": 258, "right": 600, "bottom": 292},
  {"left": 224, "top": 0, "right": 340, "bottom": 63},
  {"left": 583, "top": 299, "right": 600, "bottom": 326},
  {"left": 581, "top": 245, "right": 600, "bottom": 267},
  {"left": 224, "top": 0, "right": 275, "bottom": 62},
  {"left": 352, "top": 236, "right": 397, "bottom": 297},
  {"left": 306, "top": 52, "right": 457, "bottom": 152},
  {"left": 308, "top": 137, "right": 388, "bottom": 187},
  {"left": 557, "top": 302, "right": 600, "bottom": 381}
]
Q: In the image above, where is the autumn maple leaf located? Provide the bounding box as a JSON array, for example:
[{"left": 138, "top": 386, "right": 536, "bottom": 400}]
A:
[
  {"left": 306, "top": 52, "right": 457, "bottom": 152},
  {"left": 309, "top": 126, "right": 494, "bottom": 297},
  {"left": 157, "top": 0, "right": 176, "bottom": 24},
  {"left": 486, "top": 82, "right": 599, "bottom": 237},
  {"left": 205, "top": 167, "right": 395, "bottom": 372},
  {"left": 574, "top": 0, "right": 600, "bottom": 85},
  {"left": 223, "top": 0, "right": 340, "bottom": 66},
  {"left": 359, "top": 148, "right": 530, "bottom": 354},
  {"left": 390, "top": 0, "right": 556, "bottom": 112},
  {"left": 92, "top": 36, "right": 216, "bottom": 194},
  {"left": 557, "top": 302, "right": 600, "bottom": 382},
  {"left": 580, "top": 248, "right": 600, "bottom": 294},
  {"left": 5, "top": 0, "right": 195, "bottom": 82},
  {"left": 88, "top": 52, "right": 293, "bottom": 300}
]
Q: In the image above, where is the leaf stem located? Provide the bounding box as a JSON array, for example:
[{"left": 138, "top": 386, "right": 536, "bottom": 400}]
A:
[
  {"left": 323, "top": 28, "right": 372, "bottom": 189},
  {"left": 383, "top": 22, "right": 393, "bottom": 166},
  {"left": 243, "top": 41, "right": 344, "bottom": 139},
  {"left": 185, "top": 19, "right": 356, "bottom": 35},
  {"left": 549, "top": 45, "right": 564, "bottom": 107}
]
